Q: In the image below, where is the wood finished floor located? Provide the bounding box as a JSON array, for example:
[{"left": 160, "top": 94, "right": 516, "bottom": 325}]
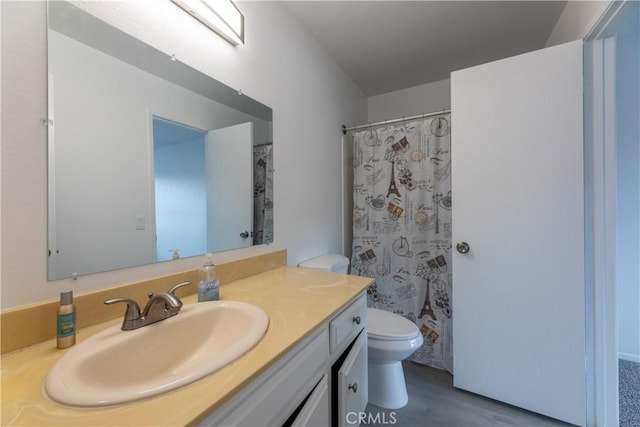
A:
[{"left": 363, "top": 362, "right": 573, "bottom": 427}]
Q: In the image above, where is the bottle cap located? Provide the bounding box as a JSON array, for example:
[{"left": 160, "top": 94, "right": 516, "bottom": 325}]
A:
[{"left": 60, "top": 290, "right": 73, "bottom": 305}]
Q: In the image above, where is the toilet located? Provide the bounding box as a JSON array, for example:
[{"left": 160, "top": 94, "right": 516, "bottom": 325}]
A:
[{"left": 298, "top": 254, "right": 424, "bottom": 409}]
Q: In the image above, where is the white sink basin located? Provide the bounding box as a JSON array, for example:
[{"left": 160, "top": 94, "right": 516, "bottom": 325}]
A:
[{"left": 44, "top": 301, "right": 269, "bottom": 407}]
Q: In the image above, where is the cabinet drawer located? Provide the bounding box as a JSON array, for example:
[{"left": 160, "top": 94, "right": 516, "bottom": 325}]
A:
[{"left": 330, "top": 294, "right": 366, "bottom": 354}]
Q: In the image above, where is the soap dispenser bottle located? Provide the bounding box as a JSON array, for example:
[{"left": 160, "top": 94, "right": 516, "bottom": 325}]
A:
[{"left": 198, "top": 253, "right": 219, "bottom": 302}]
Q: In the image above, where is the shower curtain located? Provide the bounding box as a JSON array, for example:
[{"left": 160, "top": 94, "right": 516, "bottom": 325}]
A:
[
  {"left": 253, "top": 144, "right": 273, "bottom": 245},
  {"left": 350, "top": 115, "right": 452, "bottom": 372}
]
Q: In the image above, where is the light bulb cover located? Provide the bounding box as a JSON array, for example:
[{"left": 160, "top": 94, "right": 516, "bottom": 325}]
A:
[{"left": 172, "top": 0, "right": 244, "bottom": 45}]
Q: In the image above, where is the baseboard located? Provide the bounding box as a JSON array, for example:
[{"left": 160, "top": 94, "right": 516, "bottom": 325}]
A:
[{"left": 619, "top": 352, "right": 640, "bottom": 363}]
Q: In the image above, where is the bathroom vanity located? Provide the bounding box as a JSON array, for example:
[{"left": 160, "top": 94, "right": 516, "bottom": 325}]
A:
[
  {"left": 203, "top": 293, "right": 368, "bottom": 426},
  {"left": 0, "top": 257, "right": 372, "bottom": 426}
]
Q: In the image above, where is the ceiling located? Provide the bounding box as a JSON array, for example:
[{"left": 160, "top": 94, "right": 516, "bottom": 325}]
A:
[{"left": 281, "top": 1, "right": 568, "bottom": 96}]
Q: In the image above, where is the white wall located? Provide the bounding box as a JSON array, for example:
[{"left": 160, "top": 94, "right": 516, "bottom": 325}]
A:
[
  {"left": 0, "top": 0, "right": 366, "bottom": 310},
  {"left": 367, "top": 78, "right": 451, "bottom": 123},
  {"left": 616, "top": 10, "right": 640, "bottom": 363},
  {"left": 546, "top": 1, "right": 612, "bottom": 47}
]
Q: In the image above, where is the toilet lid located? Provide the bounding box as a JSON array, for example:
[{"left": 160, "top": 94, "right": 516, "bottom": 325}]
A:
[{"left": 367, "top": 308, "right": 420, "bottom": 341}]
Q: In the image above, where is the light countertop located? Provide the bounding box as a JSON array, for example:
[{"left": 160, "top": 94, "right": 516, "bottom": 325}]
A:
[{"left": 1, "top": 266, "right": 372, "bottom": 426}]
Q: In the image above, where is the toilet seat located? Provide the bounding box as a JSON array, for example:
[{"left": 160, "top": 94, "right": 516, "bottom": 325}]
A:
[{"left": 367, "top": 308, "right": 420, "bottom": 341}]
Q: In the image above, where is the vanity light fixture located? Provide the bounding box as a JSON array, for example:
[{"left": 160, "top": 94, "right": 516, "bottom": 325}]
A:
[{"left": 172, "top": 0, "right": 244, "bottom": 45}]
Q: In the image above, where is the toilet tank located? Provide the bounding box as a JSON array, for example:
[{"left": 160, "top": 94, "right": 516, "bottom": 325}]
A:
[{"left": 298, "top": 254, "right": 350, "bottom": 274}]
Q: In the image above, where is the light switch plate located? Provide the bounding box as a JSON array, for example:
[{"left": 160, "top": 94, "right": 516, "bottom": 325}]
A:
[{"left": 135, "top": 215, "right": 146, "bottom": 230}]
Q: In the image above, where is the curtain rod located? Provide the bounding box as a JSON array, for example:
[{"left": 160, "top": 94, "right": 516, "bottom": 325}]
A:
[{"left": 341, "top": 109, "right": 451, "bottom": 135}]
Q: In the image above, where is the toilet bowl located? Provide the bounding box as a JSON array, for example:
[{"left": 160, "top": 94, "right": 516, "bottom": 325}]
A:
[
  {"left": 367, "top": 307, "right": 423, "bottom": 409},
  {"left": 298, "top": 254, "right": 424, "bottom": 409}
]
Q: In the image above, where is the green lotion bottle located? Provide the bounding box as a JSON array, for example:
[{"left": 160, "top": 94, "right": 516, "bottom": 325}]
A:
[{"left": 57, "top": 290, "right": 76, "bottom": 349}]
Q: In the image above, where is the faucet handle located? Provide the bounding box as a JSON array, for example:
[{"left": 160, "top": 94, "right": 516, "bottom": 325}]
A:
[
  {"left": 168, "top": 281, "right": 191, "bottom": 296},
  {"left": 104, "top": 297, "right": 141, "bottom": 317},
  {"left": 104, "top": 297, "right": 143, "bottom": 330}
]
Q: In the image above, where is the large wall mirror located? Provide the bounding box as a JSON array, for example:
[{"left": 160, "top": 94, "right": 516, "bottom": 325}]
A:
[{"left": 47, "top": 1, "right": 273, "bottom": 280}]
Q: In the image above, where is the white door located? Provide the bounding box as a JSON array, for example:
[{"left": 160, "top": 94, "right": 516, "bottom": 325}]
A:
[
  {"left": 451, "top": 40, "right": 585, "bottom": 426},
  {"left": 205, "top": 122, "right": 253, "bottom": 253}
]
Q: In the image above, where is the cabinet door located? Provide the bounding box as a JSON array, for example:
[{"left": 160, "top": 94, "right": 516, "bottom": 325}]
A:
[
  {"left": 338, "top": 331, "right": 367, "bottom": 427},
  {"left": 291, "top": 375, "right": 329, "bottom": 427},
  {"left": 451, "top": 40, "right": 585, "bottom": 426}
]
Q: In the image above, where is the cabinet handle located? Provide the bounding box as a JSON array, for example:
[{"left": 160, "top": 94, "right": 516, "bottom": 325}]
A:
[
  {"left": 352, "top": 316, "right": 361, "bottom": 325},
  {"left": 348, "top": 383, "right": 358, "bottom": 393}
]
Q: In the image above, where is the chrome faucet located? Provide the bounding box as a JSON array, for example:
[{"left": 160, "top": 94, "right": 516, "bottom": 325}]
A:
[{"left": 104, "top": 281, "right": 191, "bottom": 331}]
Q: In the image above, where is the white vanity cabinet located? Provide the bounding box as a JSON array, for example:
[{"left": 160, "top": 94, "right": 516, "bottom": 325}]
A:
[{"left": 200, "top": 293, "right": 367, "bottom": 427}]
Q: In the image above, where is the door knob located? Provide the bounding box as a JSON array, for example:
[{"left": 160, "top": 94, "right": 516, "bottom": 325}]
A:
[
  {"left": 240, "top": 231, "right": 250, "bottom": 239},
  {"left": 456, "top": 242, "right": 470, "bottom": 254}
]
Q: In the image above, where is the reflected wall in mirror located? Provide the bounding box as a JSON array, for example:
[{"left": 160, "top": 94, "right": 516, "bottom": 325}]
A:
[{"left": 47, "top": 1, "right": 273, "bottom": 280}]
